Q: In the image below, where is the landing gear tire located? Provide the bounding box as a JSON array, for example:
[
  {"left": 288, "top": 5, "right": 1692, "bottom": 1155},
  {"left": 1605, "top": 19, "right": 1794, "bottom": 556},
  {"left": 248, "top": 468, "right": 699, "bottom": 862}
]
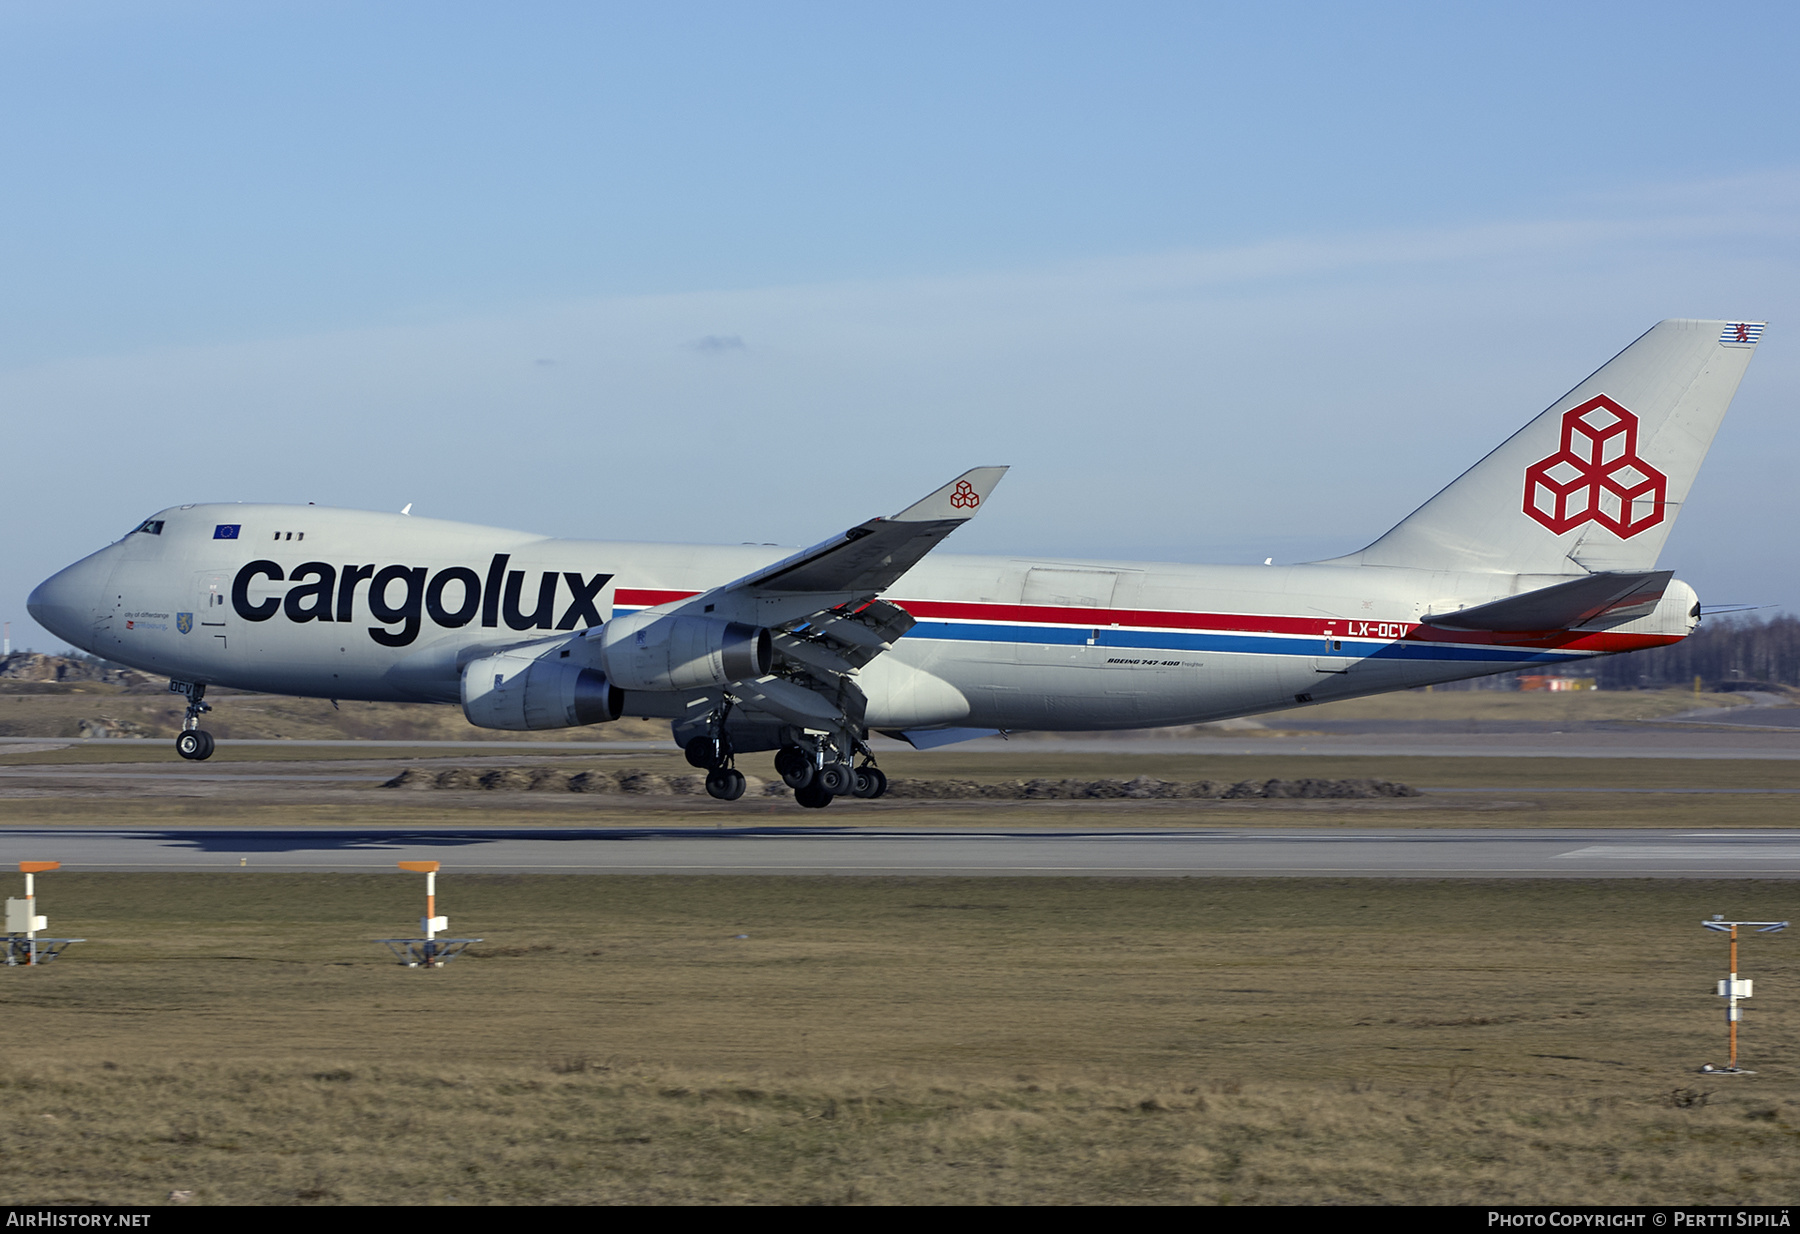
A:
[
  {"left": 794, "top": 781, "right": 834, "bottom": 809},
  {"left": 851, "top": 767, "right": 886, "bottom": 799},
  {"left": 779, "top": 754, "right": 815, "bottom": 790},
  {"left": 176, "top": 730, "right": 215, "bottom": 761},
  {"left": 705, "top": 768, "right": 746, "bottom": 801},
  {"left": 817, "top": 762, "right": 853, "bottom": 795}
]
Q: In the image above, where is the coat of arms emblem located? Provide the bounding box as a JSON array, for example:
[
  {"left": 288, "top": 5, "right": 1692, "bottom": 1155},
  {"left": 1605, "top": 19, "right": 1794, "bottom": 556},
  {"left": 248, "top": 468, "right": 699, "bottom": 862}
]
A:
[{"left": 176, "top": 613, "right": 194, "bottom": 634}]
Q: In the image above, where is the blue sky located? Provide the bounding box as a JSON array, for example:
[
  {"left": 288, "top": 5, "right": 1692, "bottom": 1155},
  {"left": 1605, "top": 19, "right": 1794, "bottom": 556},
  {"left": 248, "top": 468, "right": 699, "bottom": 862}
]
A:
[{"left": 5, "top": 2, "right": 1798, "bottom": 646}]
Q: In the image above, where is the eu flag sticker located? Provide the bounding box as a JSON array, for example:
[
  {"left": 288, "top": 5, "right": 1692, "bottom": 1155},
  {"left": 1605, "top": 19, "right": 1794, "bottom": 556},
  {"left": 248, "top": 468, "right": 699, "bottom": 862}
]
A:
[{"left": 213, "top": 524, "right": 240, "bottom": 540}]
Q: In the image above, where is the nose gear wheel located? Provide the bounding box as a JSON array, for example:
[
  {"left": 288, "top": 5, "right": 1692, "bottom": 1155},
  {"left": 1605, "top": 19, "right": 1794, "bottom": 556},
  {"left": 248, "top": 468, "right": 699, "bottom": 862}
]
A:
[
  {"left": 169, "top": 680, "right": 215, "bottom": 761},
  {"left": 175, "top": 730, "right": 215, "bottom": 761}
]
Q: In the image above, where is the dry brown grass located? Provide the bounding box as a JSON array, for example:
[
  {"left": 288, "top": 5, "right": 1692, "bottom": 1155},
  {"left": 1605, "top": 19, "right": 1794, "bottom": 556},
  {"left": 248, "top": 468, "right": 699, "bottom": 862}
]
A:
[
  {"left": 0, "top": 686, "right": 668, "bottom": 743},
  {"left": 1276, "top": 686, "right": 1747, "bottom": 725},
  {"left": 2, "top": 875, "right": 1796, "bottom": 1204},
  {"left": 7, "top": 1060, "right": 1795, "bottom": 1205}
]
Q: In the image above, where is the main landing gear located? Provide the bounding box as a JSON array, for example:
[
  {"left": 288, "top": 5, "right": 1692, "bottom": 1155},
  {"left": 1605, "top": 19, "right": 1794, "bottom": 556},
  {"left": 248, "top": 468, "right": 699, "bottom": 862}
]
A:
[
  {"left": 772, "top": 739, "right": 887, "bottom": 810},
  {"left": 685, "top": 726, "right": 746, "bottom": 802},
  {"left": 683, "top": 704, "right": 887, "bottom": 809},
  {"left": 170, "top": 680, "right": 215, "bottom": 761}
]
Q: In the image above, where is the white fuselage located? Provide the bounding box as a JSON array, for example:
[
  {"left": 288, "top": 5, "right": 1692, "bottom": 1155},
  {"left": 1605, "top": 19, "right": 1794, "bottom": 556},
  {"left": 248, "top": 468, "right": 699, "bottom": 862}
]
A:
[{"left": 30, "top": 502, "right": 1693, "bottom": 735}]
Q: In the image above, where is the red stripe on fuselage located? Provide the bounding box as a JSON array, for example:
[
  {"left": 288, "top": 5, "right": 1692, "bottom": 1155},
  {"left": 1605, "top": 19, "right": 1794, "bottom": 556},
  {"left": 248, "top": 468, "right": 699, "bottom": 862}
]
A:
[
  {"left": 611, "top": 589, "right": 1682, "bottom": 655},
  {"left": 903, "top": 599, "right": 1337, "bottom": 636},
  {"left": 616, "top": 588, "right": 696, "bottom": 608}
]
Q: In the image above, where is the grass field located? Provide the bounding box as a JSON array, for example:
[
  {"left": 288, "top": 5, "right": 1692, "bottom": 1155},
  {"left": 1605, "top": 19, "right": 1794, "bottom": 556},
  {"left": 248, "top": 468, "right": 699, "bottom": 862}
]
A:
[
  {"left": 2, "top": 874, "right": 1797, "bottom": 1204},
  {"left": 0, "top": 683, "right": 671, "bottom": 742},
  {"left": 1289, "top": 686, "right": 1748, "bottom": 725},
  {"left": 1, "top": 687, "right": 1795, "bottom": 1204}
]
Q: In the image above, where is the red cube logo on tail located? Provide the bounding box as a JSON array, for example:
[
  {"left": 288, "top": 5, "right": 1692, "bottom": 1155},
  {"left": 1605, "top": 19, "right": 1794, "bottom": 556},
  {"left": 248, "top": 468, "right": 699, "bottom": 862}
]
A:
[{"left": 1522, "top": 395, "right": 1667, "bottom": 538}]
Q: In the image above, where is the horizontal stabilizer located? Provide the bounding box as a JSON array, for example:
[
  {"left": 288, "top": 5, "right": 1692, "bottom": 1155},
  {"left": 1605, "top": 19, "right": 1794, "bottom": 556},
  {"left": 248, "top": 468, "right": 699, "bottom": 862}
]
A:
[{"left": 1423, "top": 571, "right": 1673, "bottom": 632}]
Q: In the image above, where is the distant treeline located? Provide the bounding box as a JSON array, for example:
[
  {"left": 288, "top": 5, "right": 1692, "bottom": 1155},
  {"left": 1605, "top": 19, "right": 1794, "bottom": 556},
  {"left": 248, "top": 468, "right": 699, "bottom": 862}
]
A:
[
  {"left": 1440, "top": 613, "right": 1800, "bottom": 691},
  {"left": 1590, "top": 612, "right": 1800, "bottom": 690}
]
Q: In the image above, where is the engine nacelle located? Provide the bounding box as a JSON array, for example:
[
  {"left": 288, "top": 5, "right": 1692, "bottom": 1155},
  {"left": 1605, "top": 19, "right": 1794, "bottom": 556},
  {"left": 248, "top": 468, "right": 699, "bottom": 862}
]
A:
[
  {"left": 598, "top": 611, "right": 772, "bottom": 691},
  {"left": 461, "top": 648, "right": 622, "bottom": 731}
]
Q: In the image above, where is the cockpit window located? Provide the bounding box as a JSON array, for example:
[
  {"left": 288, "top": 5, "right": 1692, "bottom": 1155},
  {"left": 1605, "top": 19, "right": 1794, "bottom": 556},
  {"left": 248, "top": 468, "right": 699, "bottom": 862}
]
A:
[{"left": 131, "top": 519, "right": 165, "bottom": 536}]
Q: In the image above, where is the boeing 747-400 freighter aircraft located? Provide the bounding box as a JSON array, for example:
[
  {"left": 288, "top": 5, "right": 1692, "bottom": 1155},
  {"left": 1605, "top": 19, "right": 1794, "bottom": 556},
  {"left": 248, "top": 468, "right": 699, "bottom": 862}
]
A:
[{"left": 29, "top": 319, "right": 1765, "bottom": 806}]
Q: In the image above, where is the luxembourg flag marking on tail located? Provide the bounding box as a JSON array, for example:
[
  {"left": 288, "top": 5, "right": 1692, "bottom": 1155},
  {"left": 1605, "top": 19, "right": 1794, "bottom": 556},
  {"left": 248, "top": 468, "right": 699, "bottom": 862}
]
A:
[{"left": 1722, "top": 323, "right": 1765, "bottom": 347}]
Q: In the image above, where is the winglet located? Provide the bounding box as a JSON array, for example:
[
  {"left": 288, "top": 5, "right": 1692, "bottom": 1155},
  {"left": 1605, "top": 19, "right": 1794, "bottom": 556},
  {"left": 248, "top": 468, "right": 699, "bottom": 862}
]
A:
[{"left": 892, "top": 467, "right": 1008, "bottom": 522}]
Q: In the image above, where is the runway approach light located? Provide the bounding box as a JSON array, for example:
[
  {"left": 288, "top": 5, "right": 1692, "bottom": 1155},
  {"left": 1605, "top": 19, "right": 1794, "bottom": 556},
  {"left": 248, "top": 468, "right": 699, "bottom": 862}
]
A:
[
  {"left": 377, "top": 860, "right": 481, "bottom": 968},
  {"left": 5, "top": 862, "right": 84, "bottom": 967},
  {"left": 1701, "top": 916, "right": 1787, "bottom": 1074}
]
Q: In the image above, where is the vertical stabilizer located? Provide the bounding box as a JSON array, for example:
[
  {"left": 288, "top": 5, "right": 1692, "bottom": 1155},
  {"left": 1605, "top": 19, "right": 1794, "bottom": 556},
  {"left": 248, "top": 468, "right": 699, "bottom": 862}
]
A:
[{"left": 1329, "top": 320, "right": 1763, "bottom": 575}]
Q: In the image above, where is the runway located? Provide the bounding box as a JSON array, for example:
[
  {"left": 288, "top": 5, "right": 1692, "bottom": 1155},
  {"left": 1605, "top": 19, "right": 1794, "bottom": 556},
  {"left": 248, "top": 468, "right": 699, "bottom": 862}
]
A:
[
  {"left": 7, "top": 724, "right": 1800, "bottom": 759},
  {"left": 8, "top": 827, "right": 1800, "bottom": 877}
]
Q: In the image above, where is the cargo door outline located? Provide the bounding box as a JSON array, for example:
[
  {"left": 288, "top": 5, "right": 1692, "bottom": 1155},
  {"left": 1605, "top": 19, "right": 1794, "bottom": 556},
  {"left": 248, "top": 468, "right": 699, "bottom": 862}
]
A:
[
  {"left": 1019, "top": 568, "right": 1119, "bottom": 667},
  {"left": 196, "top": 571, "right": 236, "bottom": 656},
  {"left": 1314, "top": 624, "right": 1351, "bottom": 675}
]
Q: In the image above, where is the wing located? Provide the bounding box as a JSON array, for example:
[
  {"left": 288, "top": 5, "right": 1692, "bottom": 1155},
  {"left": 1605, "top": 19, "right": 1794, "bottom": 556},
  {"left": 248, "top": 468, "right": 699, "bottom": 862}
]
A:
[
  {"left": 732, "top": 465, "right": 1009, "bottom": 596},
  {"left": 632, "top": 467, "right": 1007, "bottom": 731}
]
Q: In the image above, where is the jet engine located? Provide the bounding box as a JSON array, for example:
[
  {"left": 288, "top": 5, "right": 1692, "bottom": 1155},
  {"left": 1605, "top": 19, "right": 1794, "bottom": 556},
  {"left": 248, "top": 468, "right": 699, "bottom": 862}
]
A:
[
  {"left": 597, "top": 611, "right": 772, "bottom": 691},
  {"left": 461, "top": 647, "right": 623, "bottom": 731}
]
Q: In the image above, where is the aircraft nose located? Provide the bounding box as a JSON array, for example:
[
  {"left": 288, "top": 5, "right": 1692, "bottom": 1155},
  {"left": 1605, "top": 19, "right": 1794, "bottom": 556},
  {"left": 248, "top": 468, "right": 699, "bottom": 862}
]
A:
[{"left": 28, "top": 556, "right": 108, "bottom": 646}]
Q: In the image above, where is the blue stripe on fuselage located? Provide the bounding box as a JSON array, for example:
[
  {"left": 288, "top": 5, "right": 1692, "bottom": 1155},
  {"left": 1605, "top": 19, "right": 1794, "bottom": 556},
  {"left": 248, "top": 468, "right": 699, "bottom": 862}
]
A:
[
  {"left": 612, "top": 608, "right": 1588, "bottom": 666},
  {"left": 902, "top": 619, "right": 1585, "bottom": 664}
]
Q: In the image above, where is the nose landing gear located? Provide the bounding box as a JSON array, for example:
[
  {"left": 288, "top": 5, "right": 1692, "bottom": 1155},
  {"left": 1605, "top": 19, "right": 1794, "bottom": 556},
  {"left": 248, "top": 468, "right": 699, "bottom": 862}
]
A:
[
  {"left": 169, "top": 680, "right": 215, "bottom": 761},
  {"left": 175, "top": 729, "right": 215, "bottom": 761}
]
